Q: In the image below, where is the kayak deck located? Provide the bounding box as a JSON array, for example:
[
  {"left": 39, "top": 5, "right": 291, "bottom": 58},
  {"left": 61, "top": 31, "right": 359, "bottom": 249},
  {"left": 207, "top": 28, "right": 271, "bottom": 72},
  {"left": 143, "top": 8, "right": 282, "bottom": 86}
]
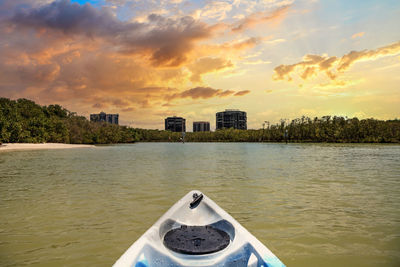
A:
[{"left": 114, "top": 191, "right": 285, "bottom": 267}]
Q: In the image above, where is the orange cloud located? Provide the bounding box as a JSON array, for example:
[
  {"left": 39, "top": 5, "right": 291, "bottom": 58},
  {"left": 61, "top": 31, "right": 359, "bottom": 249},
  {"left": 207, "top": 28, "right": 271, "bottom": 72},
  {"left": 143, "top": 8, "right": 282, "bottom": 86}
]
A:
[
  {"left": 273, "top": 41, "right": 400, "bottom": 81},
  {"left": 273, "top": 54, "right": 333, "bottom": 81},
  {"left": 232, "top": 5, "right": 291, "bottom": 32},
  {"left": 188, "top": 57, "right": 234, "bottom": 82},
  {"left": 338, "top": 41, "right": 400, "bottom": 71},
  {"left": 193, "top": 37, "right": 265, "bottom": 64}
]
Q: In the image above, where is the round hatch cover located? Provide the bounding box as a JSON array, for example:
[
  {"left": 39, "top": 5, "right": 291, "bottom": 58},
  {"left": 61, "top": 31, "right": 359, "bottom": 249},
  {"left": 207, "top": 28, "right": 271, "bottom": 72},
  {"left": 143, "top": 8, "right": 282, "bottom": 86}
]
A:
[{"left": 163, "top": 225, "right": 230, "bottom": 255}]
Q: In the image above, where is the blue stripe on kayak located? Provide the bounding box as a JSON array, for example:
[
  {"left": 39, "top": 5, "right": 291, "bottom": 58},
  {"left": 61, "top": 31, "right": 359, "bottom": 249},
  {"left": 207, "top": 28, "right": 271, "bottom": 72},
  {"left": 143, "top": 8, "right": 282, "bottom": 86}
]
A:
[
  {"left": 263, "top": 255, "right": 286, "bottom": 267},
  {"left": 134, "top": 259, "right": 148, "bottom": 267}
]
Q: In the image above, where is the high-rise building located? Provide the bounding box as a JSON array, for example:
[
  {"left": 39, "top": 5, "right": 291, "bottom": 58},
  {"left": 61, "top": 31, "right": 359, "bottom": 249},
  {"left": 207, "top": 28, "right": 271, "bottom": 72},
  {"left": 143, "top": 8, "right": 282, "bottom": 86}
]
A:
[
  {"left": 193, "top": 121, "right": 210, "bottom": 132},
  {"left": 216, "top": 109, "right": 247, "bottom": 130},
  {"left": 90, "top": 112, "right": 119, "bottom": 125},
  {"left": 165, "top": 116, "right": 186, "bottom": 132}
]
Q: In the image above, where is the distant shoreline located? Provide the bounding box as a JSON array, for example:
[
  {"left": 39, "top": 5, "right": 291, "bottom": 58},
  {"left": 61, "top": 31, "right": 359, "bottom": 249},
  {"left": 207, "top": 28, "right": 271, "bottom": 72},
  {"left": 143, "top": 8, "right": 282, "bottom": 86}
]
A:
[
  {"left": 135, "top": 141, "right": 400, "bottom": 144},
  {"left": 0, "top": 143, "right": 95, "bottom": 152}
]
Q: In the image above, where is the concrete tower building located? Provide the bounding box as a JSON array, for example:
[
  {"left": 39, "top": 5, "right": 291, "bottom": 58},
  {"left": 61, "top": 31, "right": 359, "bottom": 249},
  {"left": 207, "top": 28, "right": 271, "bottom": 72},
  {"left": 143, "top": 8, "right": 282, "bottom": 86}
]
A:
[
  {"left": 216, "top": 109, "right": 247, "bottom": 130},
  {"left": 165, "top": 116, "right": 186, "bottom": 132},
  {"left": 193, "top": 121, "right": 210, "bottom": 132},
  {"left": 90, "top": 112, "right": 119, "bottom": 125}
]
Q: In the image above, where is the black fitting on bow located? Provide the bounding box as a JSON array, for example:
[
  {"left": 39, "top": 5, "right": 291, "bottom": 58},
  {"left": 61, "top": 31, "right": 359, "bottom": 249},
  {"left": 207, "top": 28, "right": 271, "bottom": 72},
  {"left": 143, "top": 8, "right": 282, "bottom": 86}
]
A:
[{"left": 190, "top": 193, "right": 203, "bottom": 209}]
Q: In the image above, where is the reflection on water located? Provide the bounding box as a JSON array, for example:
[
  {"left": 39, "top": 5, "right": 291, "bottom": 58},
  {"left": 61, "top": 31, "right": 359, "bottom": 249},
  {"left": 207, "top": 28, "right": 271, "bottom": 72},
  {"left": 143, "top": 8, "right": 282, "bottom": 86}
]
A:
[{"left": 0, "top": 143, "right": 400, "bottom": 266}]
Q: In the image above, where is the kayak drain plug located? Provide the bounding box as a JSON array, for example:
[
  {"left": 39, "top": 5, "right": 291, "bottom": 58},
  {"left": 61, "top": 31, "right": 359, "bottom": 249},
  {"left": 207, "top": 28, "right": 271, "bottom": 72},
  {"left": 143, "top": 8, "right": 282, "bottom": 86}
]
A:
[{"left": 190, "top": 193, "right": 203, "bottom": 209}]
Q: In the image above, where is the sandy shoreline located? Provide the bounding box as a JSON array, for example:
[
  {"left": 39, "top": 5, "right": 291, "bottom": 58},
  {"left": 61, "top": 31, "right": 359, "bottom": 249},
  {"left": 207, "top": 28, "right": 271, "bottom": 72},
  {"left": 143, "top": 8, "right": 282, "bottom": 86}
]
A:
[{"left": 0, "top": 143, "right": 95, "bottom": 152}]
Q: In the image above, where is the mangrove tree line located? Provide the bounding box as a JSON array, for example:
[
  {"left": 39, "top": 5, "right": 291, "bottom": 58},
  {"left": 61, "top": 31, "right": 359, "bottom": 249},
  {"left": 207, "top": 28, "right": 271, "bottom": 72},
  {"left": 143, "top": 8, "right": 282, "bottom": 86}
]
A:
[
  {"left": 1, "top": 98, "right": 399, "bottom": 144},
  {"left": 0, "top": 98, "right": 140, "bottom": 144}
]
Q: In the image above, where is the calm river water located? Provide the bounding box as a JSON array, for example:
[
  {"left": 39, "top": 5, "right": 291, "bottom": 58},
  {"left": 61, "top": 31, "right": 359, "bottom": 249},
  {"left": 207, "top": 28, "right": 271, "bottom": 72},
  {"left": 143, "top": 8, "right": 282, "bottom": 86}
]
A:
[{"left": 1, "top": 143, "right": 399, "bottom": 266}]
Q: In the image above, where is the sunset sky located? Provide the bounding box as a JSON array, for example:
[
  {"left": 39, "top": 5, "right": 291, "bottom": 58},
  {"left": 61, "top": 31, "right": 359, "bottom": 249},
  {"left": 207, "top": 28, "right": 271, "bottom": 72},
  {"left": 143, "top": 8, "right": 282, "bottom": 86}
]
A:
[{"left": 0, "top": 0, "right": 399, "bottom": 130}]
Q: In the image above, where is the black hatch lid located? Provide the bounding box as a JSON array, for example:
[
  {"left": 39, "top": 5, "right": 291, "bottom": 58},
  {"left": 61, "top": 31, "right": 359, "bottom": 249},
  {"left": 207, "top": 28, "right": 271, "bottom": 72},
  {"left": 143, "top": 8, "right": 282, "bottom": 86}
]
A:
[{"left": 163, "top": 225, "right": 230, "bottom": 255}]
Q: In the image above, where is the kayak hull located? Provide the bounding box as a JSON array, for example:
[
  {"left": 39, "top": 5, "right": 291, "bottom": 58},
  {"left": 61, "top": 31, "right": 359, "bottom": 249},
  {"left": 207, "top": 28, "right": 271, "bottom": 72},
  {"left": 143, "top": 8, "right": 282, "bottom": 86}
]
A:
[{"left": 114, "top": 191, "right": 285, "bottom": 267}]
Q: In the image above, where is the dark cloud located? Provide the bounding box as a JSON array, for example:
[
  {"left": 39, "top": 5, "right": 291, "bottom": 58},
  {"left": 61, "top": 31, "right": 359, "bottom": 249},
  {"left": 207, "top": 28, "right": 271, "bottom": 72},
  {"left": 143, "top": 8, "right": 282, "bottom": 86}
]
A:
[
  {"left": 234, "top": 90, "right": 250, "bottom": 96},
  {"left": 178, "top": 87, "right": 234, "bottom": 99},
  {"left": 0, "top": 0, "right": 50, "bottom": 18},
  {"left": 122, "top": 14, "right": 216, "bottom": 67},
  {"left": 7, "top": 0, "right": 216, "bottom": 67},
  {"left": 9, "top": 0, "right": 132, "bottom": 36},
  {"left": 92, "top": 102, "right": 107, "bottom": 109},
  {"left": 112, "top": 99, "right": 130, "bottom": 107},
  {"left": 122, "top": 107, "right": 135, "bottom": 112},
  {"left": 165, "top": 87, "right": 250, "bottom": 101}
]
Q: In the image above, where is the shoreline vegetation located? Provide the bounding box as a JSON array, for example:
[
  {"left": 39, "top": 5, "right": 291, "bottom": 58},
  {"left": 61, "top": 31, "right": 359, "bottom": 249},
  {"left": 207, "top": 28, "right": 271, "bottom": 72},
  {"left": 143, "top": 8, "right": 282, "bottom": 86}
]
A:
[{"left": 1, "top": 97, "right": 399, "bottom": 144}]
